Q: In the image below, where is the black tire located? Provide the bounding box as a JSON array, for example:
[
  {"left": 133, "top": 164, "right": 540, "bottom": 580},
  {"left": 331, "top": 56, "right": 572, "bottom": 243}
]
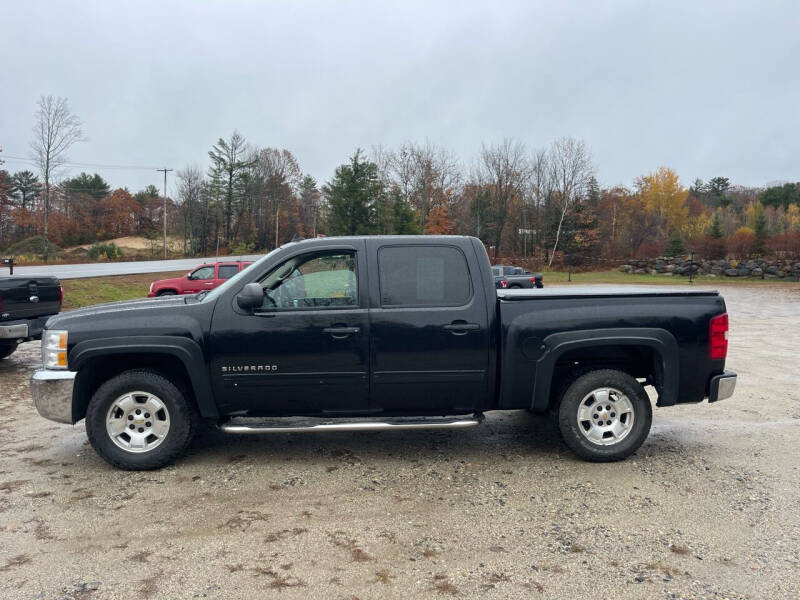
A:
[
  {"left": 85, "top": 370, "right": 198, "bottom": 470},
  {"left": 509, "top": 284, "right": 522, "bottom": 289},
  {"left": 0, "top": 343, "right": 19, "bottom": 359},
  {"left": 158, "top": 290, "right": 178, "bottom": 296},
  {"left": 556, "top": 369, "right": 652, "bottom": 462}
]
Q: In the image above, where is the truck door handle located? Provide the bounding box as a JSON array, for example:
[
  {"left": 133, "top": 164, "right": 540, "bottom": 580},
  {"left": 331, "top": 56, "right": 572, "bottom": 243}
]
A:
[
  {"left": 444, "top": 322, "right": 480, "bottom": 335},
  {"left": 322, "top": 326, "right": 360, "bottom": 339}
]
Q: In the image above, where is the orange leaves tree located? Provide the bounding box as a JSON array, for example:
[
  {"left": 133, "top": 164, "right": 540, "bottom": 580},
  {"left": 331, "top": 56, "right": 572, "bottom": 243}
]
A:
[
  {"left": 727, "top": 227, "right": 756, "bottom": 259},
  {"left": 98, "top": 189, "right": 142, "bottom": 238},
  {"left": 423, "top": 204, "right": 456, "bottom": 235}
]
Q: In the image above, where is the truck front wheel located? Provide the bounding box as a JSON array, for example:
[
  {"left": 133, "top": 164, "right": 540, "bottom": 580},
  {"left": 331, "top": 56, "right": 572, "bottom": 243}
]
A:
[
  {"left": 85, "top": 370, "right": 198, "bottom": 470},
  {"left": 556, "top": 369, "right": 652, "bottom": 462}
]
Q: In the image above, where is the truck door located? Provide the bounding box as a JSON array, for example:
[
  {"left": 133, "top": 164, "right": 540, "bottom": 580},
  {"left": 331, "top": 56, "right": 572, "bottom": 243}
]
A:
[
  {"left": 209, "top": 243, "right": 370, "bottom": 415},
  {"left": 367, "top": 240, "right": 490, "bottom": 413}
]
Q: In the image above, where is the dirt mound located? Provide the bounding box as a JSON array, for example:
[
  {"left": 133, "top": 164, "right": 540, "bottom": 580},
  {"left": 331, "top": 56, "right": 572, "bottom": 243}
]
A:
[{"left": 67, "top": 236, "right": 182, "bottom": 251}]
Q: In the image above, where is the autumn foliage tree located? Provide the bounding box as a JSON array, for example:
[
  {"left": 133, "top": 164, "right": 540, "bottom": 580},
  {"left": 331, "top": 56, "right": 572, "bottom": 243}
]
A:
[
  {"left": 727, "top": 227, "right": 756, "bottom": 259},
  {"left": 424, "top": 204, "right": 456, "bottom": 235}
]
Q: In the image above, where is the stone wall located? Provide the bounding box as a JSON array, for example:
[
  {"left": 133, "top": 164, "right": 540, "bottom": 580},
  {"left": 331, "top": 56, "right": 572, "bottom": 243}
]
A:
[{"left": 618, "top": 257, "right": 800, "bottom": 279}]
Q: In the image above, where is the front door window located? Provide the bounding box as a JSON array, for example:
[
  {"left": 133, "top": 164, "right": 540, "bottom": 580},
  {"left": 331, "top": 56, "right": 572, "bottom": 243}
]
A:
[{"left": 259, "top": 252, "right": 358, "bottom": 310}]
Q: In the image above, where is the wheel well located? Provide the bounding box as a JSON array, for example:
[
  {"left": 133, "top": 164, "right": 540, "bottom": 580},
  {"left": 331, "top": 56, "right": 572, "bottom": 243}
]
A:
[
  {"left": 547, "top": 344, "right": 660, "bottom": 410},
  {"left": 158, "top": 289, "right": 178, "bottom": 295},
  {"left": 73, "top": 353, "right": 195, "bottom": 422}
]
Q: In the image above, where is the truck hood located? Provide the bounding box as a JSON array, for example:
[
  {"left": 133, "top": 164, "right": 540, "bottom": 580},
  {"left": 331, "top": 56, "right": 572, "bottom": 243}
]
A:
[
  {"left": 47, "top": 296, "right": 189, "bottom": 328},
  {"left": 152, "top": 276, "right": 184, "bottom": 288}
]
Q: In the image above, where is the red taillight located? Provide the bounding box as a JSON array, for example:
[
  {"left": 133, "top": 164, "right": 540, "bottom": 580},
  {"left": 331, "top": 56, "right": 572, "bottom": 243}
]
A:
[
  {"left": 709, "top": 313, "right": 728, "bottom": 359},
  {"left": 59, "top": 285, "right": 63, "bottom": 306},
  {"left": 530, "top": 277, "right": 536, "bottom": 284},
  {"left": 500, "top": 280, "right": 508, "bottom": 288}
]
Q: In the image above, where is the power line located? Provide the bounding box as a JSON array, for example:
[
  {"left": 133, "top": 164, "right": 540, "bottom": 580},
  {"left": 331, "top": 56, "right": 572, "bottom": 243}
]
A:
[{"left": 0, "top": 154, "right": 165, "bottom": 171}]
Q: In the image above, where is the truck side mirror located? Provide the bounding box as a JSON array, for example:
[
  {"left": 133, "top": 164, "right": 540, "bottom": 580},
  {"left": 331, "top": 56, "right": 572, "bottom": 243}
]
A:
[{"left": 236, "top": 283, "right": 264, "bottom": 310}]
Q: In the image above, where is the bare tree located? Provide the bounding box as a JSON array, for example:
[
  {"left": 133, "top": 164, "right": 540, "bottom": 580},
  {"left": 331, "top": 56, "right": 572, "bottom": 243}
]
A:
[
  {"left": 176, "top": 167, "right": 204, "bottom": 255},
  {"left": 547, "top": 137, "right": 593, "bottom": 266},
  {"left": 30, "top": 96, "right": 85, "bottom": 260},
  {"left": 377, "top": 142, "right": 462, "bottom": 229},
  {"left": 475, "top": 139, "right": 531, "bottom": 259}
]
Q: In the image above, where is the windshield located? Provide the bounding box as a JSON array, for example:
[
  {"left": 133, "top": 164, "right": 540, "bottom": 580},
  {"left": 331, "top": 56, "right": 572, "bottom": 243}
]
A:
[{"left": 199, "top": 248, "right": 282, "bottom": 303}]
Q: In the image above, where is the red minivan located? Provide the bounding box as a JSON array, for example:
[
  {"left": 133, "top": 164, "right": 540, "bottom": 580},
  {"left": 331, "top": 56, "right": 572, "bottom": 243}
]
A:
[{"left": 147, "top": 261, "right": 252, "bottom": 297}]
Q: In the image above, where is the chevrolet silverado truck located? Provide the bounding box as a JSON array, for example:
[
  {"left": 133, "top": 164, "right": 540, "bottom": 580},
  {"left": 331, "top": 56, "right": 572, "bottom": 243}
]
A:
[
  {"left": 30, "top": 236, "right": 736, "bottom": 470},
  {"left": 1, "top": 271, "right": 62, "bottom": 359}
]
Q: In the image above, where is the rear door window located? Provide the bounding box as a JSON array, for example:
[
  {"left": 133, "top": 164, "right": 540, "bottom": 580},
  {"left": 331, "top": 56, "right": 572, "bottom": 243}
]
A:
[
  {"left": 217, "top": 265, "right": 239, "bottom": 279},
  {"left": 378, "top": 246, "right": 472, "bottom": 307}
]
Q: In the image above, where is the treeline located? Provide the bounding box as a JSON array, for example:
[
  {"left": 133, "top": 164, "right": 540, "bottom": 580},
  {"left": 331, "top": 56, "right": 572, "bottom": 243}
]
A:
[{"left": 2, "top": 131, "right": 800, "bottom": 263}]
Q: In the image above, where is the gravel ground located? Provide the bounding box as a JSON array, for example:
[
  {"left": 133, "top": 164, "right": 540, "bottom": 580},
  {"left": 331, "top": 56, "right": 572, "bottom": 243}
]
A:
[{"left": 1, "top": 285, "right": 798, "bottom": 600}]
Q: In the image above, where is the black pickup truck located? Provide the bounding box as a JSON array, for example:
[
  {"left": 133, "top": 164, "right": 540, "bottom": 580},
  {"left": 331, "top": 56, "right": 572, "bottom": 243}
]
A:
[
  {"left": 30, "top": 236, "right": 736, "bottom": 470},
  {"left": 1, "top": 269, "right": 62, "bottom": 359}
]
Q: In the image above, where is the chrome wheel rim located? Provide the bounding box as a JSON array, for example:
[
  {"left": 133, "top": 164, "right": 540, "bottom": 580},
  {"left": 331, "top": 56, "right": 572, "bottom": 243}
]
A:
[
  {"left": 106, "top": 391, "right": 170, "bottom": 453},
  {"left": 576, "top": 387, "right": 635, "bottom": 446}
]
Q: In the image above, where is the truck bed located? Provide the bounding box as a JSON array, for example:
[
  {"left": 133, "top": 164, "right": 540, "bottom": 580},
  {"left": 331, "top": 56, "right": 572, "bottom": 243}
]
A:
[{"left": 496, "top": 285, "right": 726, "bottom": 412}]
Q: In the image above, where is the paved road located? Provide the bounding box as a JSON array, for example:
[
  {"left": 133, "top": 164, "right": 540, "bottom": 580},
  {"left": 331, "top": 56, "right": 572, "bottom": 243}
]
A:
[{"left": 6, "top": 254, "right": 265, "bottom": 279}]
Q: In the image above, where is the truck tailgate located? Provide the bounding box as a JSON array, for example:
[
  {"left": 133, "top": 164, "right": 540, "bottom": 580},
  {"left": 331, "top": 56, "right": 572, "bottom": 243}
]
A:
[{"left": 0, "top": 277, "right": 61, "bottom": 321}]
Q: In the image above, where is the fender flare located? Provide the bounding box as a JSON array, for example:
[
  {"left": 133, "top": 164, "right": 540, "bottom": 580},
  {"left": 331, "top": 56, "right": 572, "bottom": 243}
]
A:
[
  {"left": 70, "top": 336, "right": 218, "bottom": 419},
  {"left": 532, "top": 327, "right": 679, "bottom": 411}
]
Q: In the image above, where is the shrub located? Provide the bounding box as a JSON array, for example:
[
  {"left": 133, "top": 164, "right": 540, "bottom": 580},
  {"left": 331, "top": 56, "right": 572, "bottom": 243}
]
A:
[
  {"left": 4, "top": 236, "right": 63, "bottom": 257},
  {"left": 87, "top": 242, "right": 124, "bottom": 260}
]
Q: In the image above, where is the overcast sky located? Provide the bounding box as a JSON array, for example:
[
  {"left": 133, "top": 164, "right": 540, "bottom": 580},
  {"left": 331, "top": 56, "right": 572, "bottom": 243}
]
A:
[{"left": 1, "top": 0, "right": 798, "bottom": 194}]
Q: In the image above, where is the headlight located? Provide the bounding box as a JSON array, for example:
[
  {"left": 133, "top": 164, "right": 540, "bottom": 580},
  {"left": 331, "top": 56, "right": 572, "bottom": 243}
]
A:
[{"left": 42, "top": 330, "right": 68, "bottom": 369}]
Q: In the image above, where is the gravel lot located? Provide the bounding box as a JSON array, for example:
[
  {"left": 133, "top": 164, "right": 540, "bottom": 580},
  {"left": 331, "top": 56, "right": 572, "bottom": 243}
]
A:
[{"left": 1, "top": 285, "right": 798, "bottom": 599}]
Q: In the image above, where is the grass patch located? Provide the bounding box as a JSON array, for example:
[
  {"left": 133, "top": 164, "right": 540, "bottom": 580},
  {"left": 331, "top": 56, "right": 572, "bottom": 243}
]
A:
[{"left": 60, "top": 272, "right": 185, "bottom": 310}]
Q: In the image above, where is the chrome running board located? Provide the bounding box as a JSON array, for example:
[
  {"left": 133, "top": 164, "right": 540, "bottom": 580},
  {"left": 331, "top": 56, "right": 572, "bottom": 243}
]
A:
[{"left": 219, "top": 413, "right": 483, "bottom": 434}]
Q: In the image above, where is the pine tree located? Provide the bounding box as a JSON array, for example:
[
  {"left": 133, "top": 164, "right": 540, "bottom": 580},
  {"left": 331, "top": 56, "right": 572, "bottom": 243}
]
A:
[
  {"left": 62, "top": 172, "right": 110, "bottom": 201},
  {"left": 664, "top": 230, "right": 685, "bottom": 257},
  {"left": 324, "top": 149, "right": 383, "bottom": 235},
  {"left": 207, "top": 131, "right": 254, "bottom": 244},
  {"left": 708, "top": 212, "right": 725, "bottom": 238},
  {"left": 391, "top": 194, "right": 421, "bottom": 234},
  {"left": 9, "top": 170, "right": 42, "bottom": 210}
]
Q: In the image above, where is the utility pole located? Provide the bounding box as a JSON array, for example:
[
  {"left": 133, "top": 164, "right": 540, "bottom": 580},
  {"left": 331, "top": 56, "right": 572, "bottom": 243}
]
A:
[{"left": 157, "top": 168, "right": 173, "bottom": 259}]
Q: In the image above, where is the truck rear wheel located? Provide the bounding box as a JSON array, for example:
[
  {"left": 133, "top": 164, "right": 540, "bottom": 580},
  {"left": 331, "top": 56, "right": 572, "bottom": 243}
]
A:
[
  {"left": 85, "top": 370, "right": 198, "bottom": 470},
  {"left": 0, "top": 342, "right": 18, "bottom": 359},
  {"left": 556, "top": 369, "right": 652, "bottom": 462}
]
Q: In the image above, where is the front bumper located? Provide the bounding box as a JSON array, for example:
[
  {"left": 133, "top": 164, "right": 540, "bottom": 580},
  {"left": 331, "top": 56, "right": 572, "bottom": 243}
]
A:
[
  {"left": 30, "top": 369, "right": 76, "bottom": 424},
  {"left": 708, "top": 370, "right": 737, "bottom": 403}
]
